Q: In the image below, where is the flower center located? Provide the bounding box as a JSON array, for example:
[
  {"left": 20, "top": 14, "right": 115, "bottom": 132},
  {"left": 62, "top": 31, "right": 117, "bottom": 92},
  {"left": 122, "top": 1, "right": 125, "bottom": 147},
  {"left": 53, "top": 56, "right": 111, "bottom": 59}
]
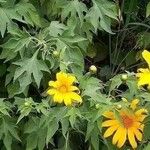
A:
[
  {"left": 121, "top": 115, "right": 134, "bottom": 128},
  {"left": 59, "top": 85, "right": 67, "bottom": 93}
]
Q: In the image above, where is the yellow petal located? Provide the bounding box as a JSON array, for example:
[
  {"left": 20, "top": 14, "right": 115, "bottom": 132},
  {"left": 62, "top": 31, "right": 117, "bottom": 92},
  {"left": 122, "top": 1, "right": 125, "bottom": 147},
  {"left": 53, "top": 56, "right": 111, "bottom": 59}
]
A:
[
  {"left": 103, "top": 111, "right": 114, "bottom": 119},
  {"left": 47, "top": 89, "right": 57, "bottom": 95},
  {"left": 49, "top": 81, "right": 58, "bottom": 88},
  {"left": 135, "top": 108, "right": 148, "bottom": 116},
  {"left": 142, "top": 50, "right": 150, "bottom": 68},
  {"left": 56, "top": 72, "right": 67, "bottom": 82},
  {"left": 132, "top": 121, "right": 144, "bottom": 132},
  {"left": 133, "top": 122, "right": 141, "bottom": 128},
  {"left": 139, "top": 124, "right": 144, "bottom": 132},
  {"left": 135, "top": 109, "right": 148, "bottom": 121},
  {"left": 64, "top": 95, "right": 72, "bottom": 106},
  {"left": 128, "top": 128, "right": 137, "bottom": 149},
  {"left": 103, "top": 125, "right": 119, "bottom": 138},
  {"left": 102, "top": 120, "right": 119, "bottom": 127},
  {"left": 137, "top": 115, "right": 147, "bottom": 122},
  {"left": 53, "top": 93, "right": 63, "bottom": 103},
  {"left": 68, "top": 92, "right": 82, "bottom": 103},
  {"left": 130, "top": 99, "right": 139, "bottom": 110},
  {"left": 136, "top": 69, "right": 150, "bottom": 87},
  {"left": 69, "top": 86, "right": 79, "bottom": 92},
  {"left": 133, "top": 128, "right": 142, "bottom": 141},
  {"left": 112, "top": 127, "right": 124, "bottom": 145},
  {"left": 117, "top": 128, "right": 127, "bottom": 148},
  {"left": 67, "top": 74, "right": 77, "bottom": 84},
  {"left": 137, "top": 68, "right": 150, "bottom": 73}
]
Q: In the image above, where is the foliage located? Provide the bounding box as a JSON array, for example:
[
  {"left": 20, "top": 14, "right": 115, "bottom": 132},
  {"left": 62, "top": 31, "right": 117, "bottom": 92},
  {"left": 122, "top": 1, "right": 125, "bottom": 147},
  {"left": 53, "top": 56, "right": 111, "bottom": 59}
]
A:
[{"left": 0, "top": 0, "right": 149, "bottom": 149}]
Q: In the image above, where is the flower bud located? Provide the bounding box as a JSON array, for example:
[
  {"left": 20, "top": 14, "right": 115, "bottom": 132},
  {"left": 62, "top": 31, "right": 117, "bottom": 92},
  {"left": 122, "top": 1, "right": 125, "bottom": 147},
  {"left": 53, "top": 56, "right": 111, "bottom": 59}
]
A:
[
  {"left": 121, "top": 74, "right": 128, "bottom": 81},
  {"left": 122, "top": 98, "right": 128, "bottom": 102},
  {"left": 24, "top": 102, "right": 30, "bottom": 107},
  {"left": 89, "top": 65, "right": 97, "bottom": 74},
  {"left": 53, "top": 50, "right": 59, "bottom": 57},
  {"left": 95, "top": 104, "right": 100, "bottom": 109},
  {"left": 116, "top": 104, "right": 122, "bottom": 110}
]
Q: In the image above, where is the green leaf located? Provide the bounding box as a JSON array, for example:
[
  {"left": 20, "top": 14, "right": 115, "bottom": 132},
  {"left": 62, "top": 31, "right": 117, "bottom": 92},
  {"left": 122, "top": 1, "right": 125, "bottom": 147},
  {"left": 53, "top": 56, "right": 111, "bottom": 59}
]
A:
[
  {"left": 61, "top": 0, "right": 87, "bottom": 25},
  {"left": 60, "top": 47, "right": 84, "bottom": 77},
  {"left": 14, "top": 50, "right": 50, "bottom": 90},
  {"left": 0, "top": 99, "right": 10, "bottom": 116},
  {"left": 5, "top": 65, "right": 16, "bottom": 86},
  {"left": 60, "top": 36, "right": 86, "bottom": 43},
  {"left": 0, "top": 1, "right": 40, "bottom": 36},
  {"left": 61, "top": 118, "right": 69, "bottom": 138},
  {"left": 109, "top": 74, "right": 122, "bottom": 92},
  {"left": 24, "top": 117, "right": 39, "bottom": 134},
  {"left": 0, "top": 48, "right": 17, "bottom": 62},
  {"left": 17, "top": 98, "right": 35, "bottom": 123},
  {"left": 3, "top": 133, "right": 12, "bottom": 150},
  {"left": 48, "top": 21, "right": 67, "bottom": 37},
  {"left": 37, "top": 129, "right": 47, "bottom": 150},
  {"left": 126, "top": 76, "right": 138, "bottom": 97},
  {"left": 91, "top": 130, "right": 99, "bottom": 150},
  {"left": 80, "top": 76, "right": 102, "bottom": 97},
  {"left": 144, "top": 143, "right": 150, "bottom": 150},
  {"left": 15, "top": 1, "right": 41, "bottom": 27},
  {"left": 65, "top": 107, "right": 81, "bottom": 127},
  {"left": 7, "top": 125, "right": 21, "bottom": 142},
  {"left": 100, "top": 17, "right": 113, "bottom": 34},
  {"left": 1, "top": 116, "right": 21, "bottom": 150},
  {"left": 26, "top": 132, "right": 38, "bottom": 150},
  {"left": 35, "top": 100, "right": 49, "bottom": 116},
  {"left": 0, "top": 7, "right": 22, "bottom": 37},
  {"left": 86, "top": 0, "right": 118, "bottom": 33},
  {"left": 85, "top": 121, "right": 95, "bottom": 141},
  {"left": 0, "top": 0, "right": 6, "bottom": 3},
  {"left": 0, "top": 64, "right": 6, "bottom": 77},
  {"left": 7, "top": 27, "right": 32, "bottom": 52},
  {"left": 144, "top": 120, "right": 150, "bottom": 140},
  {"left": 7, "top": 81, "right": 21, "bottom": 98},
  {"left": 1, "top": 27, "right": 32, "bottom": 62},
  {"left": 46, "top": 120, "right": 58, "bottom": 144},
  {"left": 17, "top": 107, "right": 32, "bottom": 123},
  {"left": 137, "top": 32, "right": 150, "bottom": 49},
  {"left": 146, "top": 2, "right": 150, "bottom": 17},
  {"left": 24, "top": 117, "right": 47, "bottom": 150}
]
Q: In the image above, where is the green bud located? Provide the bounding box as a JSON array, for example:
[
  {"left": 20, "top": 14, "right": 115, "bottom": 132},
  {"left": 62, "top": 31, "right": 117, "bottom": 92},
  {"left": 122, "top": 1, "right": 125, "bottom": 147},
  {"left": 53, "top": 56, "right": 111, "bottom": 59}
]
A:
[
  {"left": 116, "top": 104, "right": 122, "bottom": 110},
  {"left": 95, "top": 104, "right": 100, "bottom": 109},
  {"left": 121, "top": 74, "right": 128, "bottom": 81},
  {"left": 24, "top": 102, "right": 30, "bottom": 107},
  {"left": 53, "top": 50, "right": 59, "bottom": 57},
  {"left": 122, "top": 98, "right": 128, "bottom": 103},
  {"left": 89, "top": 65, "right": 97, "bottom": 74}
]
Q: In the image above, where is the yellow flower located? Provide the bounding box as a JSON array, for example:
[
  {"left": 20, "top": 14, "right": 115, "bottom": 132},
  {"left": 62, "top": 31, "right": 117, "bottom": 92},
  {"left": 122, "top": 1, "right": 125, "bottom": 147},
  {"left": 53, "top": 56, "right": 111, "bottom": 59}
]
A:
[
  {"left": 47, "top": 72, "right": 82, "bottom": 106},
  {"left": 102, "top": 99, "right": 148, "bottom": 149},
  {"left": 136, "top": 50, "right": 150, "bottom": 87}
]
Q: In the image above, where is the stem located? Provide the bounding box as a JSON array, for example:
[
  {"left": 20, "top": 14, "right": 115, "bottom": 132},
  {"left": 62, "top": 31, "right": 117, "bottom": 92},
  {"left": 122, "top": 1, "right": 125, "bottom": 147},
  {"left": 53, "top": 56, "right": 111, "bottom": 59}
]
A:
[
  {"left": 111, "top": 0, "right": 125, "bottom": 75},
  {"left": 109, "top": 34, "right": 112, "bottom": 70}
]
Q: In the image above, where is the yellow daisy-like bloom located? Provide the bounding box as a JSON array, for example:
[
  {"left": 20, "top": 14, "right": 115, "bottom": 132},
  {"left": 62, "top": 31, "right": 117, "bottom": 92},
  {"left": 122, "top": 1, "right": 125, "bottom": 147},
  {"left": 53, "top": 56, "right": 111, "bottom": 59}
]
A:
[
  {"left": 47, "top": 72, "right": 82, "bottom": 106},
  {"left": 136, "top": 50, "right": 150, "bottom": 87},
  {"left": 102, "top": 99, "right": 148, "bottom": 149}
]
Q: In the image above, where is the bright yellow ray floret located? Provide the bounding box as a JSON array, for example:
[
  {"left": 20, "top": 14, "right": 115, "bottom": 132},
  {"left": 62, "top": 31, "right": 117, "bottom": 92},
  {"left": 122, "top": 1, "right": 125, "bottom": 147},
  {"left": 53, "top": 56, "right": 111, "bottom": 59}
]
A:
[
  {"left": 47, "top": 72, "right": 82, "bottom": 106},
  {"left": 136, "top": 50, "right": 150, "bottom": 87},
  {"left": 102, "top": 99, "right": 148, "bottom": 149}
]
